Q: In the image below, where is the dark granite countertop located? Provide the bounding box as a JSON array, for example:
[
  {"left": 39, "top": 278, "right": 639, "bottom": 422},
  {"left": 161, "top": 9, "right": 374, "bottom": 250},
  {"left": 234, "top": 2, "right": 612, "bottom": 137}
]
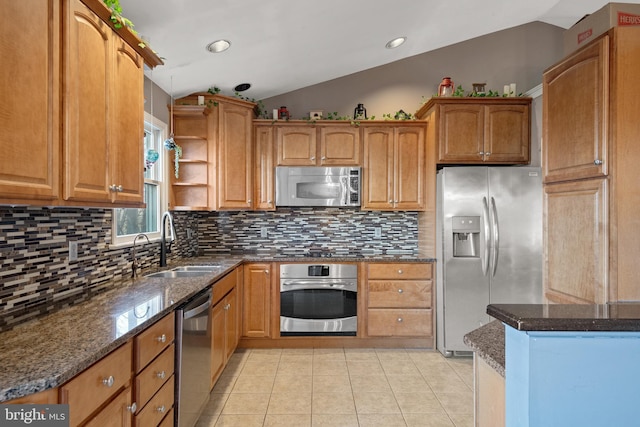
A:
[
  {"left": 0, "top": 254, "right": 431, "bottom": 401},
  {"left": 488, "top": 303, "right": 640, "bottom": 332},
  {"left": 463, "top": 320, "right": 505, "bottom": 377}
]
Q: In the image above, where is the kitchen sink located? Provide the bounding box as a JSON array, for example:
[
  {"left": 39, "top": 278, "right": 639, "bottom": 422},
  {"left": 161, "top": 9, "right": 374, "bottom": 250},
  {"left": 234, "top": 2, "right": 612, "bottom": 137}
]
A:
[
  {"left": 144, "top": 270, "right": 213, "bottom": 279},
  {"left": 170, "top": 265, "right": 220, "bottom": 272}
]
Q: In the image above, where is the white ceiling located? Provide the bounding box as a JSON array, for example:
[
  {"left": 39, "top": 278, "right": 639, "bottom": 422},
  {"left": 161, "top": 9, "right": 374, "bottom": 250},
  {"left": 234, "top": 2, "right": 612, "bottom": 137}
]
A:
[{"left": 119, "top": 0, "right": 635, "bottom": 100}]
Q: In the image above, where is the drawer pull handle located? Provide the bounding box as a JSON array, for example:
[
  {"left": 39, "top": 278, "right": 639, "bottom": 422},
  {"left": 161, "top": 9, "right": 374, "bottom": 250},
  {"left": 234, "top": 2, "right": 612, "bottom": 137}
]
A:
[
  {"left": 397, "top": 317, "right": 403, "bottom": 323},
  {"left": 397, "top": 269, "right": 403, "bottom": 274},
  {"left": 127, "top": 402, "right": 137, "bottom": 413},
  {"left": 156, "top": 370, "right": 166, "bottom": 379},
  {"left": 398, "top": 289, "right": 403, "bottom": 294},
  {"left": 156, "top": 334, "right": 167, "bottom": 343},
  {"left": 102, "top": 376, "right": 114, "bottom": 387},
  {"left": 156, "top": 405, "right": 166, "bottom": 414}
]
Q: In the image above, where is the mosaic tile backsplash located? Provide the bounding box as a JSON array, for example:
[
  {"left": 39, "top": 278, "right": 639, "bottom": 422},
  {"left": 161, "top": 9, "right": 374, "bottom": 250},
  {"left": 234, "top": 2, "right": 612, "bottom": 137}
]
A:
[{"left": 0, "top": 207, "right": 417, "bottom": 330}]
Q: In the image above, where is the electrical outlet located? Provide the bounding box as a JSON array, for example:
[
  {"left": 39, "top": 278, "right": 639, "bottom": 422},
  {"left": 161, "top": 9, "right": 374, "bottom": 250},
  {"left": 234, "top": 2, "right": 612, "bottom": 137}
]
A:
[
  {"left": 69, "top": 241, "right": 78, "bottom": 261},
  {"left": 260, "top": 227, "right": 268, "bottom": 238},
  {"left": 374, "top": 227, "right": 382, "bottom": 238},
  {"left": 186, "top": 228, "right": 193, "bottom": 239}
]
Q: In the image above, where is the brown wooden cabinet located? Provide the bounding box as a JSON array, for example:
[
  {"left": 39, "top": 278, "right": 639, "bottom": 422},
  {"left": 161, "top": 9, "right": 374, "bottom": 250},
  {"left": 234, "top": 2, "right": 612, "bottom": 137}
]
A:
[
  {"left": 542, "top": 27, "right": 640, "bottom": 303},
  {"left": 211, "top": 269, "right": 241, "bottom": 387},
  {"left": 242, "top": 263, "right": 272, "bottom": 338},
  {"left": 274, "top": 122, "right": 361, "bottom": 166},
  {"left": 362, "top": 124, "right": 426, "bottom": 210},
  {"left": 171, "top": 94, "right": 256, "bottom": 210},
  {"left": 365, "top": 263, "right": 433, "bottom": 339},
  {"left": 254, "top": 125, "right": 276, "bottom": 210},
  {"left": 0, "top": 0, "right": 158, "bottom": 208},
  {"left": 416, "top": 97, "right": 531, "bottom": 165}
]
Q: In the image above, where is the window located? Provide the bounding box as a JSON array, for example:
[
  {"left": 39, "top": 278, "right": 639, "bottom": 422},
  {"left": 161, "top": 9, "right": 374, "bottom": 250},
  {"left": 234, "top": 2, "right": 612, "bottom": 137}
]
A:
[{"left": 112, "top": 112, "right": 168, "bottom": 246}]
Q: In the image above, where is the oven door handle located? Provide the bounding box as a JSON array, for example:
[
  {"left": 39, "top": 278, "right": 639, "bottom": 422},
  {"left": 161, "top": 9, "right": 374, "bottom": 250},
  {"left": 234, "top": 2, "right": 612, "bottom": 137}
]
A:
[{"left": 281, "top": 280, "right": 356, "bottom": 289}]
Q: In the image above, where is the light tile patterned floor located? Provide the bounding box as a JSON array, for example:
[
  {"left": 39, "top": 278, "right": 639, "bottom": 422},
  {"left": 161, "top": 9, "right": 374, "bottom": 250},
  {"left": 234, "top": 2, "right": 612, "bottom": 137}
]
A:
[{"left": 194, "top": 348, "right": 473, "bottom": 427}]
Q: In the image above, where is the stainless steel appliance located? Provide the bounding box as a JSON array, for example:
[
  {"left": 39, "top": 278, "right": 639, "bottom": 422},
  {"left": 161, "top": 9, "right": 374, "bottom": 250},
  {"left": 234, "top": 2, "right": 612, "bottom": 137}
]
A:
[
  {"left": 275, "top": 166, "right": 361, "bottom": 207},
  {"left": 280, "top": 263, "right": 357, "bottom": 335},
  {"left": 175, "top": 289, "right": 212, "bottom": 427},
  {"left": 436, "top": 166, "right": 542, "bottom": 356}
]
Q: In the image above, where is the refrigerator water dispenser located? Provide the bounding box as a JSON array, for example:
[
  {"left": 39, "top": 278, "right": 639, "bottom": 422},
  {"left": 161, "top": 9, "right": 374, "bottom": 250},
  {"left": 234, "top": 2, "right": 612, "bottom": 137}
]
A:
[{"left": 452, "top": 216, "right": 480, "bottom": 257}]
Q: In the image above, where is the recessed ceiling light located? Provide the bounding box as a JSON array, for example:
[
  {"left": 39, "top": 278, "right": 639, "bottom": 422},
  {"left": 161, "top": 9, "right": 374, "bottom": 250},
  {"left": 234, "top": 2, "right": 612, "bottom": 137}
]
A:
[
  {"left": 234, "top": 83, "right": 251, "bottom": 92},
  {"left": 385, "top": 37, "right": 407, "bottom": 49},
  {"left": 206, "top": 39, "right": 231, "bottom": 53}
]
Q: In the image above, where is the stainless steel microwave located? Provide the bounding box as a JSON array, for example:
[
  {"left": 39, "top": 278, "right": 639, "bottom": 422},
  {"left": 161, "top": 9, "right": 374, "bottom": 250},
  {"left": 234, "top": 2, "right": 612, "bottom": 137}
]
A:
[{"left": 275, "top": 166, "right": 361, "bottom": 207}]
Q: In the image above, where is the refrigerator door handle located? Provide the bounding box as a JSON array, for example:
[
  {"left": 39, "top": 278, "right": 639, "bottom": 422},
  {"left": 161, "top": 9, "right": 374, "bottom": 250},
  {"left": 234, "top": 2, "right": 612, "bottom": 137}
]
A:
[
  {"left": 481, "top": 196, "right": 491, "bottom": 276},
  {"left": 490, "top": 196, "right": 499, "bottom": 277}
]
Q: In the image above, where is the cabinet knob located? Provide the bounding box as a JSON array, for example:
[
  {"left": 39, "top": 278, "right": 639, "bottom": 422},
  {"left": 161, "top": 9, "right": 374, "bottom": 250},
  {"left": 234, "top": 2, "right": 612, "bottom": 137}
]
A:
[
  {"left": 109, "top": 184, "right": 117, "bottom": 192},
  {"left": 156, "top": 334, "right": 167, "bottom": 343},
  {"left": 398, "top": 269, "right": 403, "bottom": 274},
  {"left": 247, "top": 199, "right": 252, "bottom": 204},
  {"left": 594, "top": 159, "right": 603, "bottom": 165},
  {"left": 397, "top": 317, "right": 403, "bottom": 323},
  {"left": 224, "top": 303, "right": 231, "bottom": 310},
  {"left": 156, "top": 370, "right": 166, "bottom": 379},
  {"left": 321, "top": 156, "right": 326, "bottom": 160},
  {"left": 264, "top": 270, "right": 269, "bottom": 274},
  {"left": 127, "top": 402, "right": 137, "bottom": 413},
  {"left": 267, "top": 199, "right": 272, "bottom": 203},
  {"left": 389, "top": 200, "right": 393, "bottom": 203},
  {"left": 478, "top": 152, "right": 484, "bottom": 156},
  {"left": 311, "top": 156, "right": 316, "bottom": 161},
  {"left": 398, "top": 288, "right": 403, "bottom": 294},
  {"left": 102, "top": 376, "right": 114, "bottom": 387},
  {"left": 156, "top": 405, "right": 166, "bottom": 414},
  {"left": 117, "top": 185, "right": 123, "bottom": 192}
]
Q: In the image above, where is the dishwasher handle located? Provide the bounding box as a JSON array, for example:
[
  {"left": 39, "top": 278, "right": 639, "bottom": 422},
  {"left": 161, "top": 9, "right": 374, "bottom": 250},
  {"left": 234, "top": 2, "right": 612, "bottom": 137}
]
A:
[{"left": 183, "top": 292, "right": 211, "bottom": 320}]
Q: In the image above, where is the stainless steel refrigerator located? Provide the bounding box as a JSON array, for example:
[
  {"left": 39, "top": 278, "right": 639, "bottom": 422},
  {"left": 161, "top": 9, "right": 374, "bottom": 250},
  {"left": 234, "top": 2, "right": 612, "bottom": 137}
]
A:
[{"left": 436, "top": 166, "right": 542, "bottom": 356}]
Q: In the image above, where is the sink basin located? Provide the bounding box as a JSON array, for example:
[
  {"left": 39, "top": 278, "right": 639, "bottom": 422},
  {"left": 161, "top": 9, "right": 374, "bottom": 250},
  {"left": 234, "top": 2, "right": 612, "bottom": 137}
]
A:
[
  {"left": 171, "top": 265, "right": 220, "bottom": 272},
  {"left": 144, "top": 270, "right": 212, "bottom": 279}
]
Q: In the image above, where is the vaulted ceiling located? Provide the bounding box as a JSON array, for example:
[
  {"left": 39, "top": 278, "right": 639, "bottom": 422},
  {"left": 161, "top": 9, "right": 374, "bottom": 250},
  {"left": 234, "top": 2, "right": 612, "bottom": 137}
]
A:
[{"left": 119, "top": 0, "right": 637, "bottom": 99}]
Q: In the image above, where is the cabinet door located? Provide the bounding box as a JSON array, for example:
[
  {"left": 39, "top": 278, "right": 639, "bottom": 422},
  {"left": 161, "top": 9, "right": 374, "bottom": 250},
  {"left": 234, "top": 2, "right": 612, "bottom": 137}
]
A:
[
  {"left": 394, "top": 126, "right": 425, "bottom": 210},
  {"left": 242, "top": 263, "right": 272, "bottom": 338},
  {"left": 362, "top": 127, "right": 394, "bottom": 209},
  {"left": 319, "top": 125, "right": 361, "bottom": 165},
  {"left": 0, "top": 1, "right": 59, "bottom": 203},
  {"left": 543, "top": 36, "right": 608, "bottom": 183},
  {"left": 64, "top": 0, "right": 111, "bottom": 203},
  {"left": 484, "top": 104, "right": 530, "bottom": 164},
  {"left": 224, "top": 288, "right": 239, "bottom": 360},
  {"left": 437, "top": 104, "right": 484, "bottom": 163},
  {"left": 110, "top": 39, "right": 144, "bottom": 205},
  {"left": 276, "top": 126, "right": 317, "bottom": 165},
  {"left": 217, "top": 102, "right": 253, "bottom": 209},
  {"left": 544, "top": 178, "right": 607, "bottom": 304},
  {"left": 85, "top": 386, "right": 133, "bottom": 427},
  {"left": 210, "top": 301, "right": 226, "bottom": 387},
  {"left": 254, "top": 126, "right": 275, "bottom": 210}
]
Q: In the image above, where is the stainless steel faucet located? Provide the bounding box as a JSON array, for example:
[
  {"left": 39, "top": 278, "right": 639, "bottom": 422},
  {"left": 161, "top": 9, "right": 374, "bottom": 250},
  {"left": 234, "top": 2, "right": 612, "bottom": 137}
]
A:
[
  {"left": 160, "top": 211, "right": 176, "bottom": 267},
  {"left": 131, "top": 233, "right": 150, "bottom": 278}
]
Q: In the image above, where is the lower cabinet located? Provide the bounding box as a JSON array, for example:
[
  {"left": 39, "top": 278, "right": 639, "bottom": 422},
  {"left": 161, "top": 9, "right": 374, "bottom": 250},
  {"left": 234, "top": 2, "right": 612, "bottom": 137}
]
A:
[
  {"left": 59, "top": 312, "right": 175, "bottom": 427},
  {"left": 365, "top": 262, "right": 433, "bottom": 338},
  {"left": 475, "top": 356, "right": 505, "bottom": 427},
  {"left": 242, "top": 263, "right": 272, "bottom": 338},
  {"left": 211, "top": 268, "right": 241, "bottom": 388}
]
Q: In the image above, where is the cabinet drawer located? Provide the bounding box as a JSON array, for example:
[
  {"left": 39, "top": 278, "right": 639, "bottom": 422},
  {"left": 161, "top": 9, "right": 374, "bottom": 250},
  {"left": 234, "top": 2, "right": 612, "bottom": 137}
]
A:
[
  {"left": 135, "top": 312, "right": 175, "bottom": 373},
  {"left": 212, "top": 268, "right": 238, "bottom": 305},
  {"left": 367, "top": 263, "right": 432, "bottom": 280},
  {"left": 367, "top": 280, "right": 432, "bottom": 308},
  {"left": 367, "top": 309, "right": 432, "bottom": 337},
  {"left": 135, "top": 344, "right": 174, "bottom": 410},
  {"left": 158, "top": 408, "right": 174, "bottom": 427},
  {"left": 61, "top": 341, "right": 132, "bottom": 426},
  {"left": 85, "top": 386, "right": 133, "bottom": 427},
  {"left": 134, "top": 375, "right": 174, "bottom": 427}
]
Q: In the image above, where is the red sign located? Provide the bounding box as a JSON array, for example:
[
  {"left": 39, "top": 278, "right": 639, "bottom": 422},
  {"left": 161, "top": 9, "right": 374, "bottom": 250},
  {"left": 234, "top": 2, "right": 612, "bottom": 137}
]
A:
[
  {"left": 578, "top": 29, "right": 593, "bottom": 44},
  {"left": 618, "top": 12, "right": 640, "bottom": 26}
]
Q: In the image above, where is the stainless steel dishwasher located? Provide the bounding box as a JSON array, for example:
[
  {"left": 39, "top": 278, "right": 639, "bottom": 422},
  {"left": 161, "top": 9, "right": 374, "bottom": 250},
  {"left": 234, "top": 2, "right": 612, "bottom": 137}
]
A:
[{"left": 175, "top": 288, "right": 212, "bottom": 427}]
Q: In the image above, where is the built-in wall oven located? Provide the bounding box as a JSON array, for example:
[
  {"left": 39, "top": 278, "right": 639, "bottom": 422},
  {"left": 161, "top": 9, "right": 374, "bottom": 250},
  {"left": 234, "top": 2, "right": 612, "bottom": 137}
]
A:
[{"left": 280, "top": 263, "right": 357, "bottom": 336}]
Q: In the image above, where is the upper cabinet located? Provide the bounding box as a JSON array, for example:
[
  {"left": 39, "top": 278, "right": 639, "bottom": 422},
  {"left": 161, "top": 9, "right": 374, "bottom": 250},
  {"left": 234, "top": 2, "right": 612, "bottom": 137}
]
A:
[
  {"left": 361, "top": 123, "right": 426, "bottom": 211},
  {"left": 543, "top": 36, "right": 608, "bottom": 184},
  {"left": 170, "top": 94, "right": 256, "bottom": 211},
  {"left": 0, "top": 0, "right": 162, "bottom": 208},
  {"left": 416, "top": 97, "right": 531, "bottom": 165},
  {"left": 274, "top": 122, "right": 361, "bottom": 166},
  {"left": 254, "top": 124, "right": 276, "bottom": 211}
]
